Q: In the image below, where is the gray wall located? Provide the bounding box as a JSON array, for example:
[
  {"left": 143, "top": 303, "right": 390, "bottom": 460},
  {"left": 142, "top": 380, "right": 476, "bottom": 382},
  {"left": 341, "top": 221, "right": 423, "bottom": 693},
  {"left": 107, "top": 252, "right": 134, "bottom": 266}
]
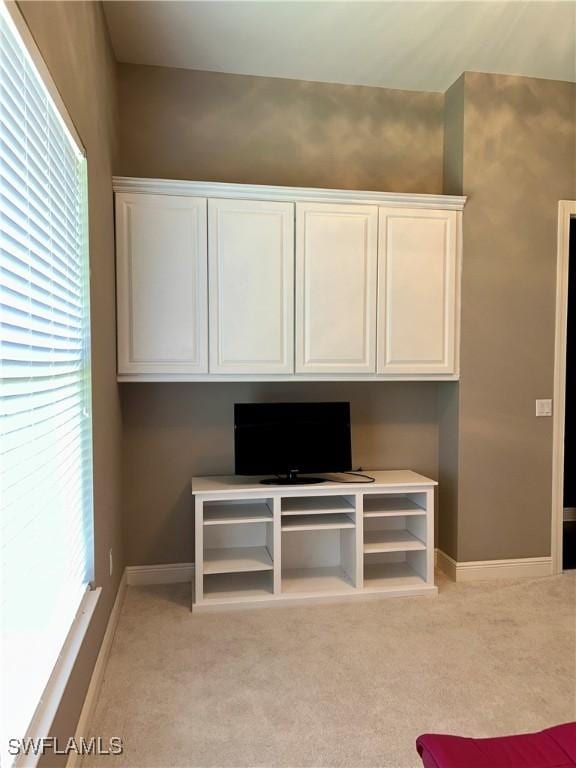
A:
[
  {"left": 116, "top": 64, "right": 447, "bottom": 567},
  {"left": 17, "top": 2, "right": 122, "bottom": 764},
  {"left": 122, "top": 382, "right": 439, "bottom": 565},
  {"left": 437, "top": 383, "right": 460, "bottom": 559},
  {"left": 437, "top": 75, "right": 465, "bottom": 559},
  {"left": 456, "top": 72, "right": 576, "bottom": 561},
  {"left": 442, "top": 75, "right": 464, "bottom": 198},
  {"left": 118, "top": 63, "right": 576, "bottom": 565},
  {"left": 116, "top": 63, "right": 445, "bottom": 193}
]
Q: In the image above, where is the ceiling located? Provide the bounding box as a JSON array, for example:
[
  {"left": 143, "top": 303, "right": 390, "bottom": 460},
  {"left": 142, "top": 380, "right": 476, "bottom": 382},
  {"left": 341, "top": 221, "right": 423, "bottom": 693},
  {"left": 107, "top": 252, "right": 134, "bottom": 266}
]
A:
[{"left": 102, "top": 1, "right": 576, "bottom": 93}]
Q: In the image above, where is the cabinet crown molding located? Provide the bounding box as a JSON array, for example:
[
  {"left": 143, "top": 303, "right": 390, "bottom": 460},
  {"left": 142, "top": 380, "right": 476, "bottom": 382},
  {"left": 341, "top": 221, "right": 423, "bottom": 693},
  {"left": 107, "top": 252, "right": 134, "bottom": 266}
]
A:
[{"left": 112, "top": 177, "right": 467, "bottom": 211}]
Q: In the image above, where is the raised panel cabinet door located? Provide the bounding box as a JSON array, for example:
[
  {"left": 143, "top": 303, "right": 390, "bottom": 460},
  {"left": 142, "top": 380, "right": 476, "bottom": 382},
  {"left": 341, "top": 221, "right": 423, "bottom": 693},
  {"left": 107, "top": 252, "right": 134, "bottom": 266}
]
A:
[
  {"left": 377, "top": 207, "right": 459, "bottom": 375},
  {"left": 116, "top": 193, "right": 208, "bottom": 375},
  {"left": 208, "top": 198, "right": 294, "bottom": 374},
  {"left": 295, "top": 203, "right": 378, "bottom": 373}
]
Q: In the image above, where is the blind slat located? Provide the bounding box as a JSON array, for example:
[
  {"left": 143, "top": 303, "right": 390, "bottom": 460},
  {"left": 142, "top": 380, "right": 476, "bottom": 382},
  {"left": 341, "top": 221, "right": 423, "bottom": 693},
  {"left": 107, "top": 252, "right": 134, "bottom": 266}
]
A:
[{"left": 0, "top": 286, "right": 83, "bottom": 327}]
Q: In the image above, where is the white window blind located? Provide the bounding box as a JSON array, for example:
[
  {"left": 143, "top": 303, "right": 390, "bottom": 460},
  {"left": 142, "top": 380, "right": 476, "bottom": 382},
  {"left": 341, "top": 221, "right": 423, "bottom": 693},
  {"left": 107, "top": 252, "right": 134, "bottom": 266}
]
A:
[{"left": 0, "top": 3, "right": 94, "bottom": 763}]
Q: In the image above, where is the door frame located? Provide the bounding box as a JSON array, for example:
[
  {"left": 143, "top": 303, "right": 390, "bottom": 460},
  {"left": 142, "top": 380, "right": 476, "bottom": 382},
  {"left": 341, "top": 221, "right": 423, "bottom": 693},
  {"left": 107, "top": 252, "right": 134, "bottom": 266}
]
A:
[{"left": 552, "top": 201, "right": 576, "bottom": 574}]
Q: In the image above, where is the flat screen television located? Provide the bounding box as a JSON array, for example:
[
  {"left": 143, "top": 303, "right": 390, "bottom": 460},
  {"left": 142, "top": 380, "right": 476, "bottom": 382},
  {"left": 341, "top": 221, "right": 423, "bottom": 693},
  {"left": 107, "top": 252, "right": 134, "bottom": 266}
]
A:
[{"left": 234, "top": 402, "right": 352, "bottom": 485}]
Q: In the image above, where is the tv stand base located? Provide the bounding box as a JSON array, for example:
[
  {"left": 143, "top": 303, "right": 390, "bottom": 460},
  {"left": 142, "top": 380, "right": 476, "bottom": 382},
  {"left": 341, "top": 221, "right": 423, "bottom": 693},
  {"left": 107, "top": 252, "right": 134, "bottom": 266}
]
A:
[
  {"left": 259, "top": 475, "right": 327, "bottom": 485},
  {"left": 191, "top": 470, "right": 437, "bottom": 612}
]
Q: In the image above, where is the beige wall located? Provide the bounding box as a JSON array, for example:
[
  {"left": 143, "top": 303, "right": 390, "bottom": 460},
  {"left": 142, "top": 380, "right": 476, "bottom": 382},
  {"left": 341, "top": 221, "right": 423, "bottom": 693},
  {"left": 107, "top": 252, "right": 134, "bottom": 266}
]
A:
[
  {"left": 442, "top": 75, "right": 464, "bottom": 198},
  {"left": 122, "top": 382, "right": 439, "bottom": 565},
  {"left": 436, "top": 76, "right": 465, "bottom": 559},
  {"left": 16, "top": 2, "right": 122, "bottom": 764},
  {"left": 116, "top": 63, "right": 445, "bottom": 193},
  {"left": 115, "top": 66, "right": 446, "bottom": 566},
  {"left": 454, "top": 72, "right": 576, "bottom": 561},
  {"left": 437, "top": 383, "right": 459, "bottom": 559},
  {"left": 118, "top": 64, "right": 576, "bottom": 565}
]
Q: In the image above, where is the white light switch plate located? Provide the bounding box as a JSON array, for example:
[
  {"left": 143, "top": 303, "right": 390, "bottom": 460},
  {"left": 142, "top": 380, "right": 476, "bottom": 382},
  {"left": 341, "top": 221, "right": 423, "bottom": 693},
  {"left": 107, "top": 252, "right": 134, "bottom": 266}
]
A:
[{"left": 536, "top": 399, "right": 553, "bottom": 417}]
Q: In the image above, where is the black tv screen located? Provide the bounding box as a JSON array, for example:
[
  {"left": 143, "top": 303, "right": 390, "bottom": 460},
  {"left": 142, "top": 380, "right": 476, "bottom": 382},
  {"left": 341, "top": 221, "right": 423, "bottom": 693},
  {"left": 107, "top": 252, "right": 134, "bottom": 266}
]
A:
[{"left": 234, "top": 402, "right": 352, "bottom": 479}]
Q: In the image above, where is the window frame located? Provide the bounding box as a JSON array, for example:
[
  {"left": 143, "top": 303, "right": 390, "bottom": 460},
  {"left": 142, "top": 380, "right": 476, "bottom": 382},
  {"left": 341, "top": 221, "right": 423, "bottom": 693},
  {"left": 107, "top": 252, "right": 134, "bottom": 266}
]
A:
[{"left": 1, "top": 2, "right": 100, "bottom": 765}]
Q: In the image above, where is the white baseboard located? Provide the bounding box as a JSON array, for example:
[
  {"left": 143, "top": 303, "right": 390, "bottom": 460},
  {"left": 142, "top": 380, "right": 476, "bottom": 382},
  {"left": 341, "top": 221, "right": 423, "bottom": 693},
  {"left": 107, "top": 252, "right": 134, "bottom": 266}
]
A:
[
  {"left": 436, "top": 550, "right": 554, "bottom": 581},
  {"left": 125, "top": 562, "right": 194, "bottom": 586},
  {"left": 130, "top": 555, "right": 554, "bottom": 588},
  {"left": 66, "top": 571, "right": 127, "bottom": 768}
]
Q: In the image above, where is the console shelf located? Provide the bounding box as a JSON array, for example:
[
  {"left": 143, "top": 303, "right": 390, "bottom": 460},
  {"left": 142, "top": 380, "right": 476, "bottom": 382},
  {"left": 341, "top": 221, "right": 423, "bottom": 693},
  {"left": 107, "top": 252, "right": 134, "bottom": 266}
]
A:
[
  {"left": 363, "top": 495, "right": 425, "bottom": 517},
  {"left": 363, "top": 530, "right": 426, "bottom": 553},
  {"left": 192, "top": 470, "right": 437, "bottom": 611},
  {"left": 282, "top": 566, "right": 355, "bottom": 594},
  {"left": 203, "top": 572, "right": 274, "bottom": 601},
  {"left": 203, "top": 546, "right": 274, "bottom": 574},
  {"left": 281, "top": 496, "right": 354, "bottom": 515},
  {"left": 282, "top": 514, "right": 355, "bottom": 531},
  {"left": 203, "top": 501, "right": 273, "bottom": 525},
  {"left": 363, "top": 562, "right": 425, "bottom": 588}
]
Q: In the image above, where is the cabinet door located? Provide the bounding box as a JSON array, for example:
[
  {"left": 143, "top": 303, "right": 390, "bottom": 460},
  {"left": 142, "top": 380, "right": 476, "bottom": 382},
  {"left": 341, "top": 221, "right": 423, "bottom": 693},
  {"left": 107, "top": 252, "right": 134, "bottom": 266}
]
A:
[
  {"left": 208, "top": 198, "right": 294, "bottom": 374},
  {"left": 295, "top": 203, "right": 378, "bottom": 374},
  {"left": 377, "top": 207, "right": 458, "bottom": 375},
  {"left": 116, "top": 193, "right": 208, "bottom": 375}
]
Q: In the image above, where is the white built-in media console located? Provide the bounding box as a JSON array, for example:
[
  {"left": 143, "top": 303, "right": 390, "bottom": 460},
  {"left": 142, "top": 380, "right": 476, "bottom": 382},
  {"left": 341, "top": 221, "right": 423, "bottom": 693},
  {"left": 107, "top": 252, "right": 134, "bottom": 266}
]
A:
[{"left": 191, "top": 471, "right": 437, "bottom": 611}]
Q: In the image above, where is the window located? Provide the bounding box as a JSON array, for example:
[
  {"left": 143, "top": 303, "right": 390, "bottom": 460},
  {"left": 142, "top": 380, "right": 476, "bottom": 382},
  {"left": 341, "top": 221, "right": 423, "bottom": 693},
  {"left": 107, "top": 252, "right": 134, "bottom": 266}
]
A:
[{"left": 0, "top": 2, "right": 94, "bottom": 763}]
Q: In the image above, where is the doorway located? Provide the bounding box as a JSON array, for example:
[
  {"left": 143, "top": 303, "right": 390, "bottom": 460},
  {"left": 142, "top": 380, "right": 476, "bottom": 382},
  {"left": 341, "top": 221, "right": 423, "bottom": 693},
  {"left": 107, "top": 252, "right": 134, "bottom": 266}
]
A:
[
  {"left": 562, "top": 218, "right": 576, "bottom": 568},
  {"left": 553, "top": 202, "right": 576, "bottom": 574}
]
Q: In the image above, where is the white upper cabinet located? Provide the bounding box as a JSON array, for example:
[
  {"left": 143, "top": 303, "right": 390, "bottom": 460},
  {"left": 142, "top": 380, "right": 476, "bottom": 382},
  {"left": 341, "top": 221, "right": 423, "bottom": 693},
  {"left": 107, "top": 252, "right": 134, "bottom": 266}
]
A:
[
  {"left": 208, "top": 198, "right": 294, "bottom": 374},
  {"left": 377, "top": 207, "right": 459, "bottom": 375},
  {"left": 116, "top": 193, "right": 208, "bottom": 375},
  {"left": 295, "top": 202, "right": 378, "bottom": 374},
  {"left": 114, "top": 178, "right": 465, "bottom": 381}
]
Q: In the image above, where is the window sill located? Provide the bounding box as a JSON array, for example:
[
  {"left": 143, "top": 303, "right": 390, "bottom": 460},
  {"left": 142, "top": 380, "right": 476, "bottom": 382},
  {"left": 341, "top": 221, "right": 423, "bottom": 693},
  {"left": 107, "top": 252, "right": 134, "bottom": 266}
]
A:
[{"left": 14, "top": 587, "right": 102, "bottom": 768}]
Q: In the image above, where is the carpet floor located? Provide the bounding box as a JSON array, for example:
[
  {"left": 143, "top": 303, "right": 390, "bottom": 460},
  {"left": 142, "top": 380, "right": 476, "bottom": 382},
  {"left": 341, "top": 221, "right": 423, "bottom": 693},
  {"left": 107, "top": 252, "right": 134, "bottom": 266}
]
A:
[{"left": 84, "top": 572, "right": 576, "bottom": 768}]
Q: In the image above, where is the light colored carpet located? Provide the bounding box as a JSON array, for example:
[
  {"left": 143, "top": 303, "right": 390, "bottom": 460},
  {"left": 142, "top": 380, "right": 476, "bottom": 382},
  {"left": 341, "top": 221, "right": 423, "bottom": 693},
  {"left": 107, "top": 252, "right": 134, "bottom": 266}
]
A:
[{"left": 85, "top": 573, "right": 576, "bottom": 768}]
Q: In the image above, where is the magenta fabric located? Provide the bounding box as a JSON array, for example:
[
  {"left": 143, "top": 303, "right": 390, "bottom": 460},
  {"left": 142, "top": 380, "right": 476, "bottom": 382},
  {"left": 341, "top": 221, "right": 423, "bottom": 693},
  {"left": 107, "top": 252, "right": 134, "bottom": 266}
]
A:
[
  {"left": 552, "top": 724, "right": 576, "bottom": 763},
  {"left": 416, "top": 723, "right": 576, "bottom": 768}
]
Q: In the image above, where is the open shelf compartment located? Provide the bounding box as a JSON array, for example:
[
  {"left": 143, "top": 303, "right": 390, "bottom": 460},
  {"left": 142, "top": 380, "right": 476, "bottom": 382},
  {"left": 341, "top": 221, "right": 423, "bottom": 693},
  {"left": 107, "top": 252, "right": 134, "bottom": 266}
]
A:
[
  {"left": 281, "top": 527, "right": 357, "bottom": 594},
  {"left": 281, "top": 495, "right": 355, "bottom": 516},
  {"left": 203, "top": 512, "right": 274, "bottom": 576},
  {"left": 364, "top": 530, "right": 426, "bottom": 553},
  {"left": 363, "top": 513, "right": 427, "bottom": 554},
  {"left": 203, "top": 545, "right": 273, "bottom": 574},
  {"left": 282, "top": 566, "right": 354, "bottom": 594},
  {"left": 203, "top": 571, "right": 274, "bottom": 601},
  {"left": 363, "top": 551, "right": 428, "bottom": 588},
  {"left": 282, "top": 513, "right": 355, "bottom": 531},
  {"left": 203, "top": 498, "right": 273, "bottom": 525},
  {"left": 363, "top": 493, "right": 427, "bottom": 518}
]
